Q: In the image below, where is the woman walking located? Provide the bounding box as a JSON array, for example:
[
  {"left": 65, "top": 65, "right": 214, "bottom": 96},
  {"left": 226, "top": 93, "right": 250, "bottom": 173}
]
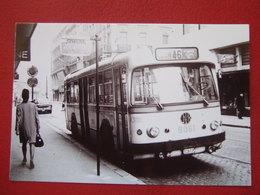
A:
[{"left": 15, "top": 89, "right": 40, "bottom": 169}]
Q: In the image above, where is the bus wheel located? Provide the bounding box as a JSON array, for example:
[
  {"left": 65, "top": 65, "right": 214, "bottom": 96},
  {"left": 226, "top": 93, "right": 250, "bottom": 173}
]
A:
[
  {"left": 100, "top": 119, "right": 115, "bottom": 159},
  {"left": 71, "top": 115, "right": 78, "bottom": 138}
]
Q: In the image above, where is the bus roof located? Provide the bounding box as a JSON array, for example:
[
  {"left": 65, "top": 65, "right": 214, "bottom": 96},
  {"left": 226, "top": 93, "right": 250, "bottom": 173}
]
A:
[{"left": 64, "top": 45, "right": 217, "bottom": 82}]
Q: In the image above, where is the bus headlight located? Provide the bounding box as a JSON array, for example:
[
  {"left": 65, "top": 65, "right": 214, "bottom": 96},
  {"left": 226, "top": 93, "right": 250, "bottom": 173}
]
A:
[
  {"left": 147, "top": 127, "right": 160, "bottom": 138},
  {"left": 210, "top": 120, "right": 219, "bottom": 131}
]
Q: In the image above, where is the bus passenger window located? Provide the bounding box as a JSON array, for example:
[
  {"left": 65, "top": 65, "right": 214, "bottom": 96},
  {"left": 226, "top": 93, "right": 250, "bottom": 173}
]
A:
[
  {"left": 122, "top": 68, "right": 127, "bottom": 105},
  {"left": 66, "top": 84, "right": 71, "bottom": 103},
  {"left": 70, "top": 83, "right": 75, "bottom": 102},
  {"left": 74, "top": 82, "right": 79, "bottom": 103},
  {"left": 104, "top": 70, "right": 113, "bottom": 104},
  {"left": 89, "top": 77, "right": 96, "bottom": 103},
  {"left": 99, "top": 73, "right": 104, "bottom": 104},
  {"left": 132, "top": 69, "right": 146, "bottom": 104}
]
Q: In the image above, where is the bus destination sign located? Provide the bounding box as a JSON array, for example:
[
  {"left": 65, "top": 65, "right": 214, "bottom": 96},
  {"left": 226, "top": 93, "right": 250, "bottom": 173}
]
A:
[{"left": 155, "top": 47, "right": 199, "bottom": 61}]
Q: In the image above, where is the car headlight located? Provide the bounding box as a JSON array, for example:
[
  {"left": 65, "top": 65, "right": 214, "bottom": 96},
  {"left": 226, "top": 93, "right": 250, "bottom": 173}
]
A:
[{"left": 147, "top": 126, "right": 160, "bottom": 138}]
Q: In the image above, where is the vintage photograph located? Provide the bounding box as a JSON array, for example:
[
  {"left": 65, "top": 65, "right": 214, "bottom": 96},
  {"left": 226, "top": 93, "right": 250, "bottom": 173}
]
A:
[{"left": 10, "top": 23, "right": 250, "bottom": 185}]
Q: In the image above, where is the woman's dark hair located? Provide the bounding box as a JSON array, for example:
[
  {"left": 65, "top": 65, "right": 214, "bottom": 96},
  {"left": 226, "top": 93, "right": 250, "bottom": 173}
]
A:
[{"left": 22, "top": 89, "right": 29, "bottom": 103}]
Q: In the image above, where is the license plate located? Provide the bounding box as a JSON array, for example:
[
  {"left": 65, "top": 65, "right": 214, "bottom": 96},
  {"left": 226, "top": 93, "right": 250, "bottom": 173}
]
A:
[
  {"left": 183, "top": 147, "right": 205, "bottom": 155},
  {"left": 183, "top": 148, "right": 195, "bottom": 155}
]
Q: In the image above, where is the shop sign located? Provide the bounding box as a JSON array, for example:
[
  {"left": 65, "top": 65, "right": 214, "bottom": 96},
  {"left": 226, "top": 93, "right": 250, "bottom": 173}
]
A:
[
  {"left": 60, "top": 37, "right": 92, "bottom": 56},
  {"left": 217, "top": 54, "right": 236, "bottom": 64},
  {"left": 16, "top": 37, "right": 31, "bottom": 61}
]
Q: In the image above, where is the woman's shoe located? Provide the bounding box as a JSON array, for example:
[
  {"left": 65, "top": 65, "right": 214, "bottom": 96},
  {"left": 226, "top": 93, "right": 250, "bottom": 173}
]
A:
[
  {"left": 21, "top": 159, "right": 27, "bottom": 165},
  {"left": 29, "top": 161, "right": 35, "bottom": 169}
]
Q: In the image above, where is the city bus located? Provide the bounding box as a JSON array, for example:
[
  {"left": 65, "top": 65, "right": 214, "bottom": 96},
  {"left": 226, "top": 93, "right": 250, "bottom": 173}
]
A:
[{"left": 64, "top": 45, "right": 225, "bottom": 161}]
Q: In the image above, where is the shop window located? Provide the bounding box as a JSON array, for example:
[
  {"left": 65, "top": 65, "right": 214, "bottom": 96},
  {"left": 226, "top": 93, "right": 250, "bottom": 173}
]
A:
[{"left": 240, "top": 43, "right": 250, "bottom": 65}]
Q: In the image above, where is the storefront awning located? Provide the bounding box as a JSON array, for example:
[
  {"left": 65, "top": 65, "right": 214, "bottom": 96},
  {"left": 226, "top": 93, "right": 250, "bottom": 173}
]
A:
[{"left": 15, "top": 23, "right": 37, "bottom": 72}]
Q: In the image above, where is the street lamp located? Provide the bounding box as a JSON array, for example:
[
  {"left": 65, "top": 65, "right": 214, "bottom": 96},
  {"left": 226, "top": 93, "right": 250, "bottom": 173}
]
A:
[{"left": 91, "top": 34, "right": 101, "bottom": 176}]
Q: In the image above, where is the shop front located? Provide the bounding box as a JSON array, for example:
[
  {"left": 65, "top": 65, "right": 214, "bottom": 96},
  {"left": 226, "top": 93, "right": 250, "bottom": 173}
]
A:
[{"left": 218, "top": 70, "right": 250, "bottom": 116}]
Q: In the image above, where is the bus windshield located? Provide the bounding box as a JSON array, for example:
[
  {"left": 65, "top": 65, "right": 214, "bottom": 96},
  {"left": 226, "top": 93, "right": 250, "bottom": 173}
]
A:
[{"left": 131, "top": 64, "right": 218, "bottom": 106}]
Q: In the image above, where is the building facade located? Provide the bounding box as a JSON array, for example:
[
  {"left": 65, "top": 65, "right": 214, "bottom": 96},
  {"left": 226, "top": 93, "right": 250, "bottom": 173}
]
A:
[{"left": 50, "top": 23, "right": 179, "bottom": 101}]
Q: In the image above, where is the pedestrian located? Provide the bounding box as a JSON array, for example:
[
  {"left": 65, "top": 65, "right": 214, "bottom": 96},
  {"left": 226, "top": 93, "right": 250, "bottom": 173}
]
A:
[
  {"left": 235, "top": 93, "right": 245, "bottom": 119},
  {"left": 15, "top": 89, "right": 40, "bottom": 169}
]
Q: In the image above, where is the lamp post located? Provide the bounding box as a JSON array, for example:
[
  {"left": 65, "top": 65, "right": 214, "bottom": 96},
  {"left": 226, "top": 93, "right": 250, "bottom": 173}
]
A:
[{"left": 91, "top": 34, "right": 101, "bottom": 176}]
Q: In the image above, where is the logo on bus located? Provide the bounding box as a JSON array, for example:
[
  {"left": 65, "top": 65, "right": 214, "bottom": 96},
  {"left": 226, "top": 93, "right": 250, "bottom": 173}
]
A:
[{"left": 180, "top": 113, "right": 191, "bottom": 124}]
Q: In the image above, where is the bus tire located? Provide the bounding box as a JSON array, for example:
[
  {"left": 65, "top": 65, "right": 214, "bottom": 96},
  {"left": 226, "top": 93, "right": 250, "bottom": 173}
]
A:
[{"left": 100, "top": 119, "right": 115, "bottom": 159}]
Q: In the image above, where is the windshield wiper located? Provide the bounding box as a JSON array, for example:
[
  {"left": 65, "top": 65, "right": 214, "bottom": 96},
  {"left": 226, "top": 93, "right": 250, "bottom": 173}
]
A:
[
  {"left": 145, "top": 82, "right": 164, "bottom": 110},
  {"left": 180, "top": 73, "right": 209, "bottom": 106}
]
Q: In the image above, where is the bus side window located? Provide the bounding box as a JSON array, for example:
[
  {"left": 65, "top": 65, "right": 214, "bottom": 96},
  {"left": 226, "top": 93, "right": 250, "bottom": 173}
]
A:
[
  {"left": 74, "top": 81, "right": 79, "bottom": 103},
  {"left": 115, "top": 69, "right": 121, "bottom": 105},
  {"left": 66, "top": 83, "right": 71, "bottom": 103},
  {"left": 132, "top": 69, "right": 146, "bottom": 104},
  {"left": 99, "top": 73, "right": 104, "bottom": 104},
  {"left": 115, "top": 67, "right": 127, "bottom": 106},
  {"left": 70, "top": 83, "right": 74, "bottom": 102},
  {"left": 121, "top": 68, "right": 127, "bottom": 105},
  {"left": 88, "top": 76, "right": 96, "bottom": 103},
  {"left": 104, "top": 70, "right": 113, "bottom": 104}
]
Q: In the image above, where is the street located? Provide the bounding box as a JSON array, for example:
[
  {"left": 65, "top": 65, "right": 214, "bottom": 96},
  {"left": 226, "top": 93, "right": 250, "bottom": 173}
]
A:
[
  {"left": 10, "top": 102, "right": 251, "bottom": 186},
  {"left": 130, "top": 125, "right": 251, "bottom": 185}
]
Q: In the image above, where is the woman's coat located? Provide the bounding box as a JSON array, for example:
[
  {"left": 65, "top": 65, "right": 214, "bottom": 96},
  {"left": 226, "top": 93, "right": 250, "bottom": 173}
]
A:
[{"left": 15, "top": 102, "right": 40, "bottom": 143}]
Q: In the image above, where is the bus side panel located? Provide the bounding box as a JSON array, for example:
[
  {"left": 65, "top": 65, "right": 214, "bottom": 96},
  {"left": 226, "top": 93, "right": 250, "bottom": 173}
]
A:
[
  {"left": 87, "top": 105, "right": 118, "bottom": 150},
  {"left": 87, "top": 105, "right": 98, "bottom": 143},
  {"left": 68, "top": 103, "right": 84, "bottom": 137},
  {"left": 100, "top": 108, "right": 117, "bottom": 150},
  {"left": 65, "top": 104, "right": 72, "bottom": 130}
]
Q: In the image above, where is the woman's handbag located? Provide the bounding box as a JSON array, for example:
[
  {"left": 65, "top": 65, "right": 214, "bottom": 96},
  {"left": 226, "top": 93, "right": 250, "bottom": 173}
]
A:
[{"left": 35, "top": 134, "right": 44, "bottom": 147}]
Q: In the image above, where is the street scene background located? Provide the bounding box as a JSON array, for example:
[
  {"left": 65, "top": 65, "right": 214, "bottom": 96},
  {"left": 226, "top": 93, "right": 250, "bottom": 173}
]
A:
[{"left": 10, "top": 23, "right": 251, "bottom": 186}]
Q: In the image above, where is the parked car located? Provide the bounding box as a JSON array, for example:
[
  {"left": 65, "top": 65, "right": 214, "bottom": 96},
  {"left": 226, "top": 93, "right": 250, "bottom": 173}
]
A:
[{"left": 34, "top": 98, "right": 52, "bottom": 114}]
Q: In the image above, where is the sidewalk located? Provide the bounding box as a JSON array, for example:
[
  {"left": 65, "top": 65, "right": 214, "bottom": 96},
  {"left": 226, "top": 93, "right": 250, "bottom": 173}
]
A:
[
  {"left": 221, "top": 115, "right": 250, "bottom": 128},
  {"left": 10, "top": 103, "right": 145, "bottom": 185}
]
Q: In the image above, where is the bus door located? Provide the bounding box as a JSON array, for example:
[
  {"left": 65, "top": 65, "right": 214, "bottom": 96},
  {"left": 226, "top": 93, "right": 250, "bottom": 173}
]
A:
[
  {"left": 114, "top": 66, "right": 128, "bottom": 152},
  {"left": 82, "top": 77, "right": 91, "bottom": 144},
  {"left": 79, "top": 78, "right": 86, "bottom": 140}
]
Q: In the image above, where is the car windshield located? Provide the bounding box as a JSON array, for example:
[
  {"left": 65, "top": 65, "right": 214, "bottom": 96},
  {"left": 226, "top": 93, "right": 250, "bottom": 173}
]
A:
[{"left": 131, "top": 64, "right": 218, "bottom": 106}]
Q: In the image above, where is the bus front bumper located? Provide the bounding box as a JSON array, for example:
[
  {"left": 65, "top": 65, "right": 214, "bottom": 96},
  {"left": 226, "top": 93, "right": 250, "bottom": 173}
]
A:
[{"left": 130, "top": 132, "right": 225, "bottom": 160}]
